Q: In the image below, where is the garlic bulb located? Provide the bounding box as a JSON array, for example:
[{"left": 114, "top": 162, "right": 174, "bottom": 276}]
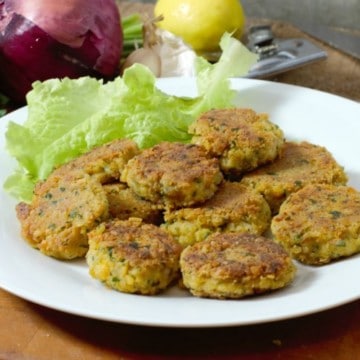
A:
[
  {"left": 152, "top": 28, "right": 196, "bottom": 77},
  {"left": 121, "top": 17, "right": 196, "bottom": 77}
]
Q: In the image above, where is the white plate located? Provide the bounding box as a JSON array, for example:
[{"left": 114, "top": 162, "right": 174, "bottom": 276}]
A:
[{"left": 1, "top": 78, "right": 360, "bottom": 328}]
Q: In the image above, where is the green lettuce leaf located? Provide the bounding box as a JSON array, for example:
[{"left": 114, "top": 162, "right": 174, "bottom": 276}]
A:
[
  {"left": 194, "top": 32, "right": 258, "bottom": 112},
  {"left": 4, "top": 33, "right": 257, "bottom": 202}
]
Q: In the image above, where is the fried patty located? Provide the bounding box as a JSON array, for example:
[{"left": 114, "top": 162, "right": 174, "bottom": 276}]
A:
[
  {"left": 120, "top": 142, "right": 223, "bottom": 209},
  {"left": 162, "top": 181, "right": 271, "bottom": 247},
  {"left": 240, "top": 141, "right": 348, "bottom": 214},
  {"left": 16, "top": 171, "right": 109, "bottom": 260},
  {"left": 180, "top": 233, "right": 296, "bottom": 299},
  {"left": 45, "top": 138, "right": 140, "bottom": 185},
  {"left": 189, "top": 108, "right": 285, "bottom": 176},
  {"left": 271, "top": 184, "right": 360, "bottom": 265},
  {"left": 103, "top": 183, "right": 162, "bottom": 224},
  {"left": 86, "top": 218, "right": 182, "bottom": 295}
]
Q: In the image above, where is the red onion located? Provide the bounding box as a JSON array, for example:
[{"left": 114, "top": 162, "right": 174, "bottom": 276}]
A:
[{"left": 0, "top": 0, "right": 122, "bottom": 104}]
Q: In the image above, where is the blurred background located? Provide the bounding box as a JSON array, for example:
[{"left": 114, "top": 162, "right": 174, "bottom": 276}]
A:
[{"left": 128, "top": 0, "right": 360, "bottom": 30}]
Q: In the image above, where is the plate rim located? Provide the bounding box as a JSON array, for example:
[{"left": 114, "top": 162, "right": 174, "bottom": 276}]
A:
[{"left": 1, "top": 77, "right": 360, "bottom": 328}]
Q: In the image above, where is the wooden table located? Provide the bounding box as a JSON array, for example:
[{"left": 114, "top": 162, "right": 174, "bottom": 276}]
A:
[
  {"left": 118, "top": 1, "right": 360, "bottom": 102},
  {"left": 1, "top": 288, "right": 360, "bottom": 359},
  {"left": 1, "top": 2, "right": 360, "bottom": 359}
]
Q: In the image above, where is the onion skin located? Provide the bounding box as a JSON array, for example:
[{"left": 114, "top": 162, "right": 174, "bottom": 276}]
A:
[{"left": 0, "top": 0, "right": 122, "bottom": 104}]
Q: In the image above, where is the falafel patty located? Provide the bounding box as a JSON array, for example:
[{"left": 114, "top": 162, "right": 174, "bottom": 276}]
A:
[
  {"left": 16, "top": 171, "right": 109, "bottom": 260},
  {"left": 120, "top": 142, "right": 223, "bottom": 209},
  {"left": 46, "top": 138, "right": 140, "bottom": 185},
  {"left": 86, "top": 218, "right": 182, "bottom": 295},
  {"left": 189, "top": 108, "right": 285, "bottom": 176},
  {"left": 240, "top": 141, "right": 348, "bottom": 214},
  {"left": 103, "top": 183, "right": 163, "bottom": 224},
  {"left": 271, "top": 184, "right": 360, "bottom": 265},
  {"left": 180, "top": 233, "right": 296, "bottom": 299},
  {"left": 162, "top": 181, "right": 271, "bottom": 247}
]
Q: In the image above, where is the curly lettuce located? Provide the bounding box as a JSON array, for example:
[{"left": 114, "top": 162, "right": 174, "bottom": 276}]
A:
[{"left": 4, "top": 33, "right": 257, "bottom": 202}]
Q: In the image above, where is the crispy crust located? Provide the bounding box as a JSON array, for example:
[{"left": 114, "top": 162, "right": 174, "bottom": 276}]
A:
[
  {"left": 180, "top": 233, "right": 296, "bottom": 299},
  {"left": 103, "top": 183, "right": 163, "bottom": 224},
  {"left": 241, "top": 141, "right": 348, "bottom": 214},
  {"left": 189, "top": 108, "right": 285, "bottom": 176},
  {"left": 16, "top": 171, "right": 109, "bottom": 260},
  {"left": 162, "top": 181, "right": 271, "bottom": 247},
  {"left": 121, "top": 142, "right": 223, "bottom": 208},
  {"left": 86, "top": 218, "right": 182, "bottom": 295},
  {"left": 43, "top": 138, "right": 140, "bottom": 186},
  {"left": 271, "top": 184, "right": 360, "bottom": 265}
]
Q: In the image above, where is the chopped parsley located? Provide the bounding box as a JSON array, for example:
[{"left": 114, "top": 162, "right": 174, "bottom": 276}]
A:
[{"left": 330, "top": 210, "right": 342, "bottom": 219}]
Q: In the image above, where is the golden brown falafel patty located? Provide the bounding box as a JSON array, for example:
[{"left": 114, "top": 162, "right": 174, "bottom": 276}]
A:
[
  {"left": 103, "top": 183, "right": 163, "bottom": 224},
  {"left": 162, "top": 181, "right": 271, "bottom": 247},
  {"left": 120, "top": 142, "right": 223, "bottom": 209},
  {"left": 45, "top": 138, "right": 140, "bottom": 185},
  {"left": 180, "top": 233, "right": 296, "bottom": 299},
  {"left": 16, "top": 171, "right": 109, "bottom": 260},
  {"left": 271, "top": 184, "right": 360, "bottom": 265},
  {"left": 189, "top": 108, "right": 285, "bottom": 176},
  {"left": 86, "top": 218, "right": 182, "bottom": 295},
  {"left": 240, "top": 141, "right": 348, "bottom": 214}
]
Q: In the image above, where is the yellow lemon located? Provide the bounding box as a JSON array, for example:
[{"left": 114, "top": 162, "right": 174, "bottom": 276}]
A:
[{"left": 154, "top": 0, "right": 246, "bottom": 55}]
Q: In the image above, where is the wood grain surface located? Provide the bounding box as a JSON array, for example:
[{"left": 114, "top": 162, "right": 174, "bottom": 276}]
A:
[
  {"left": 118, "top": 1, "right": 360, "bottom": 101},
  {"left": 1, "top": 288, "right": 360, "bottom": 360}
]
